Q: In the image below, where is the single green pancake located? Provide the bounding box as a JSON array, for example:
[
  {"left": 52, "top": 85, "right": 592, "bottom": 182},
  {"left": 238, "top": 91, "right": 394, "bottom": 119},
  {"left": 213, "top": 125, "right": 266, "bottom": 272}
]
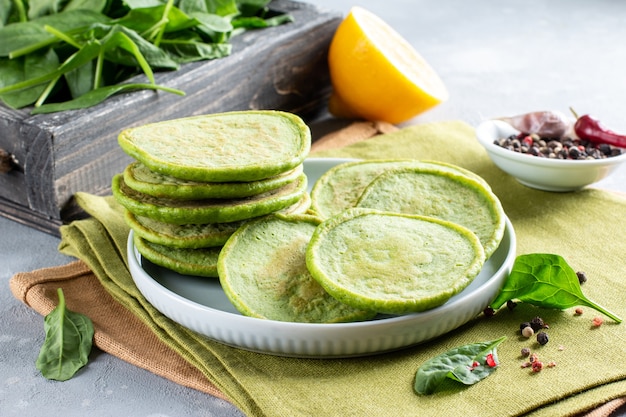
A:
[
  {"left": 126, "top": 211, "right": 245, "bottom": 249},
  {"left": 309, "top": 159, "right": 490, "bottom": 219},
  {"left": 112, "top": 173, "right": 307, "bottom": 224},
  {"left": 134, "top": 234, "right": 220, "bottom": 277},
  {"left": 217, "top": 214, "right": 376, "bottom": 323},
  {"left": 356, "top": 166, "right": 505, "bottom": 258},
  {"left": 123, "top": 162, "right": 304, "bottom": 200},
  {"left": 306, "top": 209, "right": 486, "bottom": 315},
  {"left": 118, "top": 111, "right": 311, "bottom": 182},
  {"left": 125, "top": 193, "right": 312, "bottom": 249}
]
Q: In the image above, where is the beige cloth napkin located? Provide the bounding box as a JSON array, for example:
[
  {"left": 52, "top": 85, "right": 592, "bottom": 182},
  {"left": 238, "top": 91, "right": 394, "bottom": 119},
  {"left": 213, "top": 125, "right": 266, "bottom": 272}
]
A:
[{"left": 10, "top": 120, "right": 626, "bottom": 417}]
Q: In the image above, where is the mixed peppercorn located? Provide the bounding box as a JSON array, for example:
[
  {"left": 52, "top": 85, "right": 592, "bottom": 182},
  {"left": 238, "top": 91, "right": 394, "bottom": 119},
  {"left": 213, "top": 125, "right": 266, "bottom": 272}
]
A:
[
  {"left": 494, "top": 133, "right": 624, "bottom": 160},
  {"left": 495, "top": 109, "right": 626, "bottom": 159}
]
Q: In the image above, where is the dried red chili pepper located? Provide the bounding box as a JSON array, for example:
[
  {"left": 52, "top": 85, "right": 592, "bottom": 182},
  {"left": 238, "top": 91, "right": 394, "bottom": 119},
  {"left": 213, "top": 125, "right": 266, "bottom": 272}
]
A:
[{"left": 571, "top": 108, "right": 626, "bottom": 148}]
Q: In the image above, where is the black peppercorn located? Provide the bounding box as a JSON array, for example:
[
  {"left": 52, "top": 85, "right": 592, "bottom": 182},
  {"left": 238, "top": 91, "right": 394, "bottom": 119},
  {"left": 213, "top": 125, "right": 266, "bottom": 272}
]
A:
[
  {"left": 530, "top": 316, "right": 545, "bottom": 332},
  {"left": 576, "top": 271, "right": 587, "bottom": 285},
  {"left": 598, "top": 143, "right": 611, "bottom": 156},
  {"left": 507, "top": 300, "right": 517, "bottom": 311},
  {"left": 568, "top": 147, "right": 581, "bottom": 159},
  {"left": 537, "top": 332, "right": 549, "bottom": 345},
  {"left": 483, "top": 306, "right": 495, "bottom": 318}
]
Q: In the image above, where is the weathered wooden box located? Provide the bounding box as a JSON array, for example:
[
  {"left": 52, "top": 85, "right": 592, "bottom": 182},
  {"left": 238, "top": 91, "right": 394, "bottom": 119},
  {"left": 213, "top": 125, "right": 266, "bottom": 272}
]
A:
[{"left": 0, "top": 0, "right": 340, "bottom": 235}]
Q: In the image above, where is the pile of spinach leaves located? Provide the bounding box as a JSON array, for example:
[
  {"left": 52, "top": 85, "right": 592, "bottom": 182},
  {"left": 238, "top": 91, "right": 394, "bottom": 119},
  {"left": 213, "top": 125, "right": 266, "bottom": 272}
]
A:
[{"left": 0, "top": 0, "right": 293, "bottom": 114}]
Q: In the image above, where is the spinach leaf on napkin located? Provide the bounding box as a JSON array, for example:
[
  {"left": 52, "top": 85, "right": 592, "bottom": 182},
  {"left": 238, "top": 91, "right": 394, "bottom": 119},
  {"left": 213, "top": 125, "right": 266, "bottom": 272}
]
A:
[
  {"left": 414, "top": 336, "right": 506, "bottom": 395},
  {"left": 36, "top": 288, "right": 95, "bottom": 381}
]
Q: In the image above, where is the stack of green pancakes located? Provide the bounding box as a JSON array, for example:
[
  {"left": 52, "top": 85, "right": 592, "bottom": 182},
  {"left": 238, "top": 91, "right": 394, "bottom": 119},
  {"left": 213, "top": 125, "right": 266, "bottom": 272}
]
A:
[
  {"left": 113, "top": 114, "right": 507, "bottom": 323},
  {"left": 112, "top": 110, "right": 312, "bottom": 278}
]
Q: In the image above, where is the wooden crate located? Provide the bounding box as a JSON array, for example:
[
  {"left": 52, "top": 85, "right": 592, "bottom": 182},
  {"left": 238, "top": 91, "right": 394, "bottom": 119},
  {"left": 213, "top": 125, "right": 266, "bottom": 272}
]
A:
[{"left": 0, "top": 0, "right": 340, "bottom": 236}]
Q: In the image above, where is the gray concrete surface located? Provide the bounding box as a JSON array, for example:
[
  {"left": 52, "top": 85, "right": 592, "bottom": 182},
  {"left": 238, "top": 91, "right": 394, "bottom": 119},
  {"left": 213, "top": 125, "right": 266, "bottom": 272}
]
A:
[{"left": 2, "top": 0, "right": 626, "bottom": 416}]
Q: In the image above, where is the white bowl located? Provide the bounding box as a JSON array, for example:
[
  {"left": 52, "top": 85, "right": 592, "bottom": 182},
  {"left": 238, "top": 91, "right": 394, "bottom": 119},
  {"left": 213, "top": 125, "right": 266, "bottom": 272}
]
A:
[{"left": 475, "top": 119, "right": 626, "bottom": 192}]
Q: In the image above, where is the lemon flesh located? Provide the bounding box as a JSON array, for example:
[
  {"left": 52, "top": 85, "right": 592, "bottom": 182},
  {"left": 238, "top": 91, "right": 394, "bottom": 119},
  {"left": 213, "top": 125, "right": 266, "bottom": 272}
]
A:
[
  {"left": 118, "top": 110, "right": 311, "bottom": 182},
  {"left": 356, "top": 166, "right": 505, "bottom": 258},
  {"left": 218, "top": 214, "right": 376, "bottom": 323},
  {"left": 306, "top": 209, "right": 485, "bottom": 315}
]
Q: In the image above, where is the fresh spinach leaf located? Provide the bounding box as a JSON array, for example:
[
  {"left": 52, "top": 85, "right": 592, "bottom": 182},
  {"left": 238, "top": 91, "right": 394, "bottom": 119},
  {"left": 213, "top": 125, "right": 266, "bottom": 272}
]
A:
[
  {"left": 88, "top": 23, "right": 180, "bottom": 69},
  {"left": 31, "top": 82, "right": 185, "bottom": 113},
  {"left": 189, "top": 10, "right": 232, "bottom": 33},
  {"left": 0, "top": 40, "right": 101, "bottom": 95},
  {"left": 123, "top": 0, "right": 164, "bottom": 8},
  {"left": 62, "top": 0, "right": 108, "bottom": 14},
  {"left": 236, "top": 0, "right": 270, "bottom": 17},
  {"left": 0, "top": 48, "right": 59, "bottom": 108},
  {"left": 232, "top": 13, "right": 293, "bottom": 30},
  {"left": 414, "top": 336, "right": 506, "bottom": 395},
  {"left": 0, "top": 22, "right": 52, "bottom": 57},
  {"left": 1, "top": 0, "right": 27, "bottom": 27},
  {"left": 114, "top": 5, "right": 201, "bottom": 36},
  {"left": 27, "top": 0, "right": 106, "bottom": 19},
  {"left": 0, "top": 10, "right": 110, "bottom": 57},
  {"left": 160, "top": 37, "right": 230, "bottom": 62},
  {"left": 64, "top": 59, "right": 94, "bottom": 98},
  {"left": 35, "top": 288, "right": 95, "bottom": 381},
  {"left": 201, "top": 0, "right": 239, "bottom": 16},
  {"left": 490, "top": 254, "right": 622, "bottom": 322},
  {"left": 27, "top": 0, "right": 65, "bottom": 20}
]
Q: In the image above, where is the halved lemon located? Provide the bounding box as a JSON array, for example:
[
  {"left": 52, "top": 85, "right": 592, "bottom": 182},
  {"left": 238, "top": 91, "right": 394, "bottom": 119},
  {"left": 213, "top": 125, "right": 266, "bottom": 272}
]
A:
[{"left": 328, "top": 7, "right": 449, "bottom": 124}]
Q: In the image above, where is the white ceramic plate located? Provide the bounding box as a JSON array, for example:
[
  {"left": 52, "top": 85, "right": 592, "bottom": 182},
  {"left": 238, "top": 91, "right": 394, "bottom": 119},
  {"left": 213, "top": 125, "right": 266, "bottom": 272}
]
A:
[{"left": 128, "top": 158, "right": 517, "bottom": 358}]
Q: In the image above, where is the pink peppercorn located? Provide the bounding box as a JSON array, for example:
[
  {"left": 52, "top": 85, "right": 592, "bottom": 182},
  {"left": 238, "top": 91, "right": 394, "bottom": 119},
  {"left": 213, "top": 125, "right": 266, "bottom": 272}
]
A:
[
  {"left": 531, "top": 361, "right": 544, "bottom": 372},
  {"left": 523, "top": 136, "right": 534, "bottom": 147},
  {"left": 592, "top": 316, "right": 604, "bottom": 327}
]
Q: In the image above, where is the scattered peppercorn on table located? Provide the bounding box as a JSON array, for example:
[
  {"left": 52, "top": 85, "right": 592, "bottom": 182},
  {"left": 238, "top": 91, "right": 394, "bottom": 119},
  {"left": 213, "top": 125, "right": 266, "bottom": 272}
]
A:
[{"left": 2, "top": 1, "right": 626, "bottom": 416}]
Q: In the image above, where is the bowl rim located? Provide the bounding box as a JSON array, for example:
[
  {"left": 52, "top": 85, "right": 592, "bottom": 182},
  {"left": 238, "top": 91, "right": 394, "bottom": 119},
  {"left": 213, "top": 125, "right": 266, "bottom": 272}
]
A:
[{"left": 476, "top": 119, "right": 626, "bottom": 168}]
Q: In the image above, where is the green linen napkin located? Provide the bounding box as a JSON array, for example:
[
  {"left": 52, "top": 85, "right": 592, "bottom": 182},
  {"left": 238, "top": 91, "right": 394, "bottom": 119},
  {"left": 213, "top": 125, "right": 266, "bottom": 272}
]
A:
[{"left": 59, "top": 120, "right": 626, "bottom": 417}]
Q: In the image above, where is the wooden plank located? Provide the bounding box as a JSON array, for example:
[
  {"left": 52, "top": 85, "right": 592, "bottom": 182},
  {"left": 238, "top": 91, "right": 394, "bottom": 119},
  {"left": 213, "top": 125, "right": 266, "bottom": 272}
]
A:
[{"left": 0, "top": 0, "right": 341, "bottom": 236}]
